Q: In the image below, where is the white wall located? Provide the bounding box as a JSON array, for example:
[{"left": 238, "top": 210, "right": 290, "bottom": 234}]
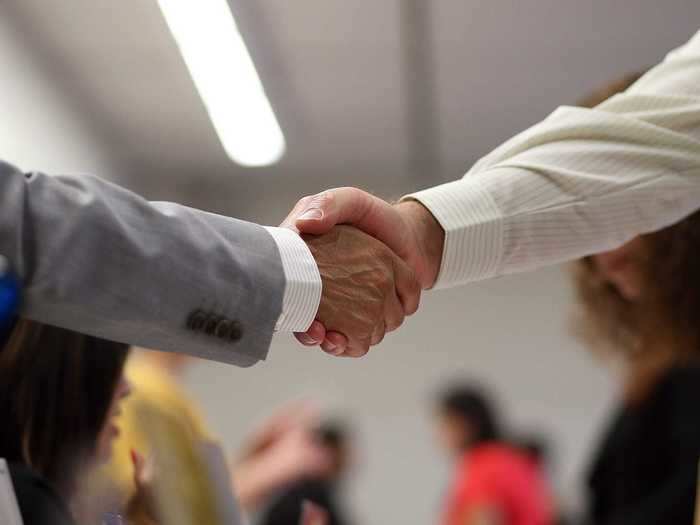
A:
[
  {"left": 185, "top": 265, "right": 618, "bottom": 525},
  {"left": 0, "top": 12, "right": 121, "bottom": 176}
]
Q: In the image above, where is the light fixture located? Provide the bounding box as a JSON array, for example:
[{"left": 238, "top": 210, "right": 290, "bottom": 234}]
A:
[{"left": 157, "top": 0, "right": 286, "bottom": 167}]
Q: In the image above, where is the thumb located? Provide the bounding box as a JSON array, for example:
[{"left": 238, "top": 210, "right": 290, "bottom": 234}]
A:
[
  {"left": 282, "top": 189, "right": 359, "bottom": 235},
  {"left": 131, "top": 449, "right": 153, "bottom": 488},
  {"left": 294, "top": 188, "right": 405, "bottom": 242},
  {"left": 295, "top": 189, "right": 413, "bottom": 269},
  {"left": 131, "top": 449, "right": 144, "bottom": 479}
]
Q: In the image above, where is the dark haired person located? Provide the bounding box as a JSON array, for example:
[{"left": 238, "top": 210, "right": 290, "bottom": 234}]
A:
[
  {"left": 436, "top": 386, "right": 553, "bottom": 525},
  {"left": 575, "top": 212, "right": 700, "bottom": 525},
  {"left": 259, "top": 422, "right": 353, "bottom": 525},
  {"left": 571, "top": 76, "right": 700, "bottom": 525},
  {"left": 0, "top": 319, "right": 132, "bottom": 525}
]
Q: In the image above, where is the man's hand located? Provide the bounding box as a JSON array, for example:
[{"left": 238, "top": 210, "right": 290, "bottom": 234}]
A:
[
  {"left": 306, "top": 225, "right": 421, "bottom": 357},
  {"left": 282, "top": 188, "right": 443, "bottom": 353},
  {"left": 283, "top": 188, "right": 444, "bottom": 288}
]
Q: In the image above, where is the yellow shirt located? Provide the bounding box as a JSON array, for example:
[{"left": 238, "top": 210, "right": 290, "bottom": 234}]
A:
[{"left": 103, "top": 357, "right": 213, "bottom": 502}]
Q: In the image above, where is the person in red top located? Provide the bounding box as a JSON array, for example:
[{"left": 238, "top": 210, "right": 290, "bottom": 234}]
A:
[{"left": 435, "top": 385, "right": 554, "bottom": 525}]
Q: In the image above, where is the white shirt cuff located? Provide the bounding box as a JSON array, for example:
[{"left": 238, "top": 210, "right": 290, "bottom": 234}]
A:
[
  {"left": 403, "top": 177, "right": 504, "bottom": 289},
  {"left": 264, "top": 227, "right": 322, "bottom": 331}
]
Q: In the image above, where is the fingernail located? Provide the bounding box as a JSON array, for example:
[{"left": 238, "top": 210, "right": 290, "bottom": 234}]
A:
[
  {"left": 300, "top": 334, "right": 316, "bottom": 345},
  {"left": 299, "top": 209, "right": 323, "bottom": 221}
]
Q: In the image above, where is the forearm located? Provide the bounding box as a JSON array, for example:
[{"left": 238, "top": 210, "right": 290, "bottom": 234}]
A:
[
  {"left": 407, "top": 29, "right": 700, "bottom": 288},
  {"left": 0, "top": 161, "right": 286, "bottom": 364},
  {"left": 394, "top": 199, "right": 444, "bottom": 288}
]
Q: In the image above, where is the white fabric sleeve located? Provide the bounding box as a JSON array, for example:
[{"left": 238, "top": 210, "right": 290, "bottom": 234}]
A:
[
  {"left": 264, "top": 227, "right": 322, "bottom": 331},
  {"left": 405, "top": 29, "right": 700, "bottom": 289}
]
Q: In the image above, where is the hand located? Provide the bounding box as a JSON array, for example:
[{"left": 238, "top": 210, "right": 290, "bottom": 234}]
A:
[
  {"left": 126, "top": 450, "right": 159, "bottom": 525},
  {"left": 233, "top": 420, "right": 332, "bottom": 511},
  {"left": 256, "top": 427, "right": 332, "bottom": 485},
  {"left": 237, "top": 401, "right": 319, "bottom": 461},
  {"left": 305, "top": 225, "right": 421, "bottom": 357},
  {"left": 283, "top": 188, "right": 443, "bottom": 352}
]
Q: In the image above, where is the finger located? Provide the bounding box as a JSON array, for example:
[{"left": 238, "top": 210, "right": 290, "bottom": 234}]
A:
[
  {"left": 343, "top": 335, "right": 372, "bottom": 358},
  {"left": 384, "top": 289, "right": 405, "bottom": 333},
  {"left": 370, "top": 319, "right": 387, "bottom": 346},
  {"left": 280, "top": 195, "right": 314, "bottom": 232},
  {"left": 293, "top": 190, "right": 343, "bottom": 234},
  {"left": 294, "top": 321, "right": 326, "bottom": 346},
  {"left": 294, "top": 190, "right": 409, "bottom": 257},
  {"left": 131, "top": 449, "right": 144, "bottom": 473},
  {"left": 131, "top": 449, "right": 150, "bottom": 487},
  {"left": 321, "top": 338, "right": 344, "bottom": 356},
  {"left": 324, "top": 331, "right": 348, "bottom": 352},
  {"left": 295, "top": 332, "right": 317, "bottom": 346},
  {"left": 392, "top": 254, "right": 422, "bottom": 316}
]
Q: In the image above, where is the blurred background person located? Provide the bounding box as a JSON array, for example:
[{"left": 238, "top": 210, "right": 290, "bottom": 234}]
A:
[
  {"left": 0, "top": 320, "right": 134, "bottom": 525},
  {"left": 513, "top": 435, "right": 571, "bottom": 525},
  {"left": 258, "top": 420, "right": 354, "bottom": 525},
  {"left": 435, "top": 384, "right": 554, "bottom": 525},
  {"left": 570, "top": 75, "right": 700, "bottom": 525},
  {"left": 103, "top": 349, "right": 333, "bottom": 517}
]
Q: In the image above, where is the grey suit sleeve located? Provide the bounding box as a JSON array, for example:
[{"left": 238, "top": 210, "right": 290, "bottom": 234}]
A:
[{"left": 0, "top": 160, "right": 286, "bottom": 366}]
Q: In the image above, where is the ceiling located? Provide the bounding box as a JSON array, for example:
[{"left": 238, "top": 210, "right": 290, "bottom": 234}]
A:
[{"left": 3, "top": 1, "right": 700, "bottom": 210}]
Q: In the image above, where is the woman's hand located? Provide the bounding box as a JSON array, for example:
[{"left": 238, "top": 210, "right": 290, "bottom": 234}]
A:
[{"left": 125, "top": 449, "right": 159, "bottom": 525}]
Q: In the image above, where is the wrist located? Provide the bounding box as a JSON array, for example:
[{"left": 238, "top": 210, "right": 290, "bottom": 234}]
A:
[{"left": 395, "top": 200, "right": 444, "bottom": 288}]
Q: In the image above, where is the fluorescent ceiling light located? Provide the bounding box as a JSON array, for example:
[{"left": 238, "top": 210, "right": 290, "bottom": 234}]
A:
[{"left": 157, "top": 0, "right": 286, "bottom": 167}]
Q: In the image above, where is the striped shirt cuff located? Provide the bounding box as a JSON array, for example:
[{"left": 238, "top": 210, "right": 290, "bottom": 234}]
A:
[
  {"left": 404, "top": 177, "right": 504, "bottom": 289},
  {"left": 264, "top": 227, "right": 322, "bottom": 332}
]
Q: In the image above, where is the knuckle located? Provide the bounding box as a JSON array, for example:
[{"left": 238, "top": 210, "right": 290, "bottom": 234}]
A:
[
  {"left": 391, "top": 315, "right": 405, "bottom": 331},
  {"left": 379, "top": 267, "right": 394, "bottom": 288},
  {"left": 311, "top": 190, "right": 334, "bottom": 208},
  {"left": 347, "top": 187, "right": 365, "bottom": 203}
]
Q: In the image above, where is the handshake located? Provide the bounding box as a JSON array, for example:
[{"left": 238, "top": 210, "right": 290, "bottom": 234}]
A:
[{"left": 281, "top": 188, "right": 445, "bottom": 358}]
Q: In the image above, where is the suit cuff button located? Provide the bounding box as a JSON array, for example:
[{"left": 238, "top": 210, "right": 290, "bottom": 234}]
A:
[
  {"left": 214, "top": 319, "right": 232, "bottom": 339},
  {"left": 203, "top": 315, "right": 220, "bottom": 335},
  {"left": 186, "top": 309, "right": 206, "bottom": 331},
  {"left": 228, "top": 321, "right": 243, "bottom": 342}
]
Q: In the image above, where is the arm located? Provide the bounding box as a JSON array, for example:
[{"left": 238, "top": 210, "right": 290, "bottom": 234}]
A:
[
  {"left": 290, "top": 29, "right": 700, "bottom": 291},
  {"left": 0, "top": 162, "right": 418, "bottom": 360},
  {"left": 286, "top": 30, "right": 700, "bottom": 351},
  {"left": 407, "top": 29, "right": 700, "bottom": 287},
  {"left": 0, "top": 161, "right": 298, "bottom": 365}
]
